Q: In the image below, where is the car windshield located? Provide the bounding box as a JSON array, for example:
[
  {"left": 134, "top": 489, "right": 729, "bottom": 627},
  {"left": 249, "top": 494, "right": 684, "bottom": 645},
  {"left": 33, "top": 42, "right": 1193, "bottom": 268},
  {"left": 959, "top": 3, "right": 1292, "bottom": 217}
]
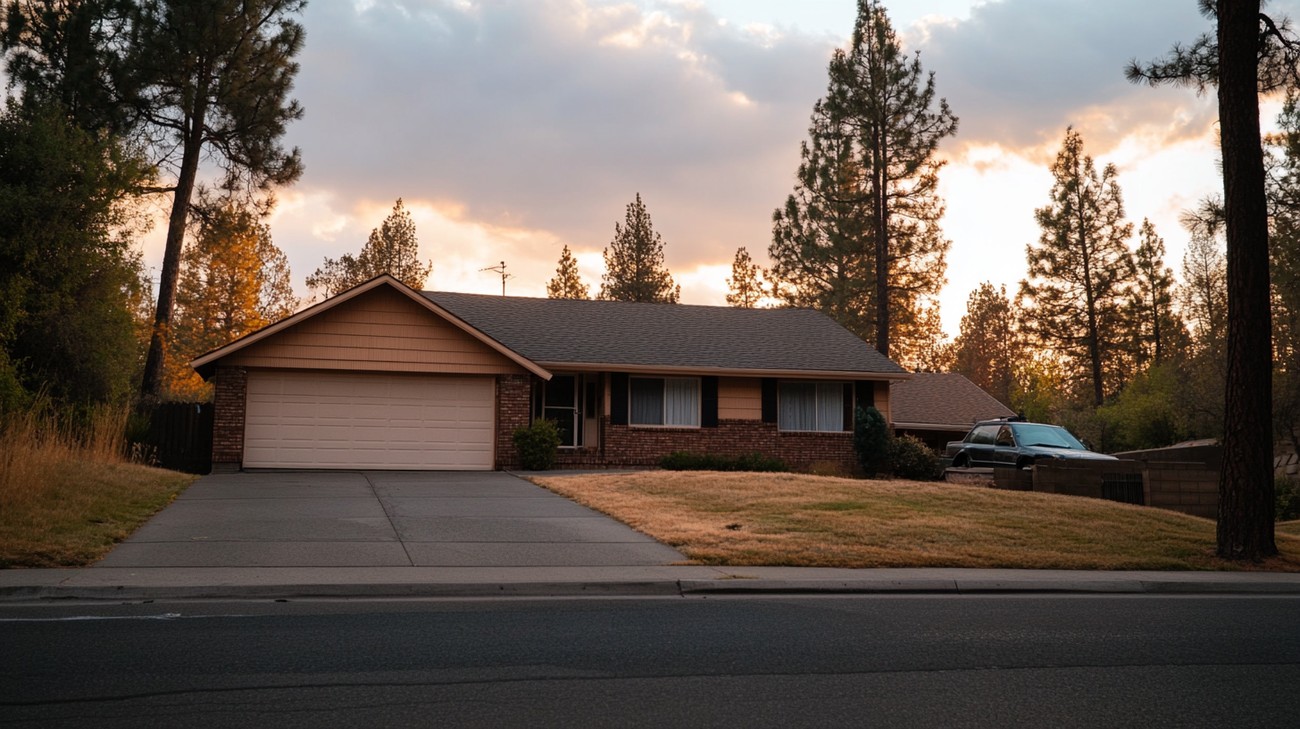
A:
[{"left": 1012, "top": 423, "right": 1086, "bottom": 450}]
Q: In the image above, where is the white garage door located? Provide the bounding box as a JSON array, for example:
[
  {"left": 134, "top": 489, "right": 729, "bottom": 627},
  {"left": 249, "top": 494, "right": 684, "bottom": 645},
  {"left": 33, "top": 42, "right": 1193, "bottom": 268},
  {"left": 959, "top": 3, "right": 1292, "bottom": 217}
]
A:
[{"left": 243, "top": 371, "right": 495, "bottom": 470}]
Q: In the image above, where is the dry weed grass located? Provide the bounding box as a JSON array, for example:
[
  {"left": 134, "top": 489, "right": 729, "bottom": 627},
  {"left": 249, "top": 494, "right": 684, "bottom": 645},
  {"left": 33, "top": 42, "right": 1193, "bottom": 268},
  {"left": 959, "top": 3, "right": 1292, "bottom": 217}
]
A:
[
  {"left": 0, "top": 405, "right": 194, "bottom": 568},
  {"left": 532, "top": 471, "right": 1300, "bottom": 571}
]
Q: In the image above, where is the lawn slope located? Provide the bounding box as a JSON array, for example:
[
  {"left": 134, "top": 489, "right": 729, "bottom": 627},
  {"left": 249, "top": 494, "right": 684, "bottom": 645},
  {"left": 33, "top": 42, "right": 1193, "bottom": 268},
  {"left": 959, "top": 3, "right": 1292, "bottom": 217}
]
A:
[{"left": 533, "top": 472, "right": 1300, "bottom": 571}]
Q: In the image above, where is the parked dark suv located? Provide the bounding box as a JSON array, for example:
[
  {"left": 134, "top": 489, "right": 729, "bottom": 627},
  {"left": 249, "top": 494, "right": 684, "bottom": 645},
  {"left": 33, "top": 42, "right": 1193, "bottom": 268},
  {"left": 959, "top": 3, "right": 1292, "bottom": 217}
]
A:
[{"left": 945, "top": 417, "right": 1117, "bottom": 469}]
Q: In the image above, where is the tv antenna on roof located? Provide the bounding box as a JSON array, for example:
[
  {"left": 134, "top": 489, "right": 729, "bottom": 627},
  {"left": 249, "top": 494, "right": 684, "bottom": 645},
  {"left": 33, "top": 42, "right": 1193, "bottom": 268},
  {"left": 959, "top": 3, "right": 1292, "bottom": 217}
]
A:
[{"left": 481, "top": 260, "right": 512, "bottom": 296}]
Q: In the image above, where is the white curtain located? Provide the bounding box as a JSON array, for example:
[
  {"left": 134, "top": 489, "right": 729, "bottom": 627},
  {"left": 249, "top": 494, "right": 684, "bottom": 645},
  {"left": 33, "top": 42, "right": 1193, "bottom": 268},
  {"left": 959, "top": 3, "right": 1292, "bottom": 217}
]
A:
[
  {"left": 664, "top": 378, "right": 700, "bottom": 426},
  {"left": 816, "top": 383, "right": 844, "bottom": 432},
  {"left": 779, "top": 382, "right": 817, "bottom": 431}
]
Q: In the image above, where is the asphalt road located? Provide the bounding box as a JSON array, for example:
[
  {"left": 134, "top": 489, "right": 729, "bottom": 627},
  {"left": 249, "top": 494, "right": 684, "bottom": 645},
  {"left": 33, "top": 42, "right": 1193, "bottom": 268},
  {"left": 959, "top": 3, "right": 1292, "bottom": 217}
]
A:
[{"left": 4, "top": 595, "right": 1299, "bottom": 728}]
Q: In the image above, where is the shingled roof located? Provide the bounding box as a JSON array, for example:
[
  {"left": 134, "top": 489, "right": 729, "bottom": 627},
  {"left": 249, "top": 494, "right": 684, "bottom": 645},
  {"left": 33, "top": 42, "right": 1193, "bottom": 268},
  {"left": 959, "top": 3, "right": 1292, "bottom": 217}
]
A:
[
  {"left": 890, "top": 372, "right": 1015, "bottom": 429},
  {"left": 425, "top": 291, "right": 907, "bottom": 377}
]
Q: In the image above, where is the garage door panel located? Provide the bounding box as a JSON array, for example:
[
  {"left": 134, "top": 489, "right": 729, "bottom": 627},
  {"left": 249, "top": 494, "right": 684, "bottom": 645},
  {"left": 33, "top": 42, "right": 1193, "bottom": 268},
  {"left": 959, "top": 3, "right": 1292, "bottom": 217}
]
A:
[{"left": 244, "top": 371, "right": 495, "bottom": 470}]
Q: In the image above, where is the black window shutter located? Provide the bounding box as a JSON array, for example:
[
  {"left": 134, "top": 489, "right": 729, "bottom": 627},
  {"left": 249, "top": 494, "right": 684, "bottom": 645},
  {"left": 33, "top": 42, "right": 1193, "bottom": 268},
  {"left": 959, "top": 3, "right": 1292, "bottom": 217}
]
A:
[
  {"left": 702, "top": 376, "right": 719, "bottom": 428},
  {"left": 842, "top": 382, "right": 854, "bottom": 431},
  {"left": 532, "top": 378, "right": 544, "bottom": 420},
  {"left": 854, "top": 381, "right": 874, "bottom": 412},
  {"left": 611, "top": 373, "right": 629, "bottom": 425},
  {"left": 761, "top": 378, "right": 778, "bottom": 423}
]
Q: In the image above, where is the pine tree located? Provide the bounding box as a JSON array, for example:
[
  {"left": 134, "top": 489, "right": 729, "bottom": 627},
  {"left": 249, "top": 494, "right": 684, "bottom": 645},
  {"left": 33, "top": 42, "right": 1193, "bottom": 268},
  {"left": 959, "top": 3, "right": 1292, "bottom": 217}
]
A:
[
  {"left": 307, "top": 198, "right": 432, "bottom": 297},
  {"left": 1178, "top": 230, "right": 1228, "bottom": 354},
  {"left": 770, "top": 98, "right": 872, "bottom": 334},
  {"left": 1128, "top": 1, "right": 1291, "bottom": 558},
  {"left": 769, "top": 0, "right": 955, "bottom": 361},
  {"left": 950, "top": 283, "right": 1020, "bottom": 408},
  {"left": 1129, "top": 219, "right": 1182, "bottom": 366},
  {"left": 545, "top": 245, "right": 589, "bottom": 300},
  {"left": 130, "top": 0, "right": 306, "bottom": 401},
  {"left": 166, "top": 200, "right": 297, "bottom": 399},
  {"left": 1019, "top": 128, "right": 1136, "bottom": 407},
  {"left": 598, "top": 193, "right": 679, "bottom": 303},
  {"left": 725, "top": 247, "right": 764, "bottom": 308}
]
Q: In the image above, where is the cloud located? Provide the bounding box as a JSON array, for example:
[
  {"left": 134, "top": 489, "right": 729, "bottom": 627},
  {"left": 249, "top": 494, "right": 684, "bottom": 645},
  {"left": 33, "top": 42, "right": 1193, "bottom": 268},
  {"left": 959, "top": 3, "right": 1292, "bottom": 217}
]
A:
[
  {"left": 911, "top": 0, "right": 1221, "bottom": 157},
  {"left": 283, "top": 0, "right": 836, "bottom": 278}
]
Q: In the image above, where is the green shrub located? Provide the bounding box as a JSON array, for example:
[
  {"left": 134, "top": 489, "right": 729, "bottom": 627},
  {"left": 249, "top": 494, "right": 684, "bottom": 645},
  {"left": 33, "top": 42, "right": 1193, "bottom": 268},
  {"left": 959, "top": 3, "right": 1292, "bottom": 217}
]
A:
[
  {"left": 853, "top": 406, "right": 890, "bottom": 477},
  {"left": 513, "top": 419, "right": 561, "bottom": 470},
  {"left": 1277, "top": 476, "right": 1300, "bottom": 522},
  {"left": 659, "top": 451, "right": 787, "bottom": 472},
  {"left": 888, "top": 434, "right": 942, "bottom": 481}
]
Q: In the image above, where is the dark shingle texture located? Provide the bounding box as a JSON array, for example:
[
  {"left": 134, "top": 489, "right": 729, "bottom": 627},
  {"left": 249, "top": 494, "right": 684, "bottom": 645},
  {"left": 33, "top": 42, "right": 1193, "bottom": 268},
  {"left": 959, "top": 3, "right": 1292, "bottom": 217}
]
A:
[
  {"left": 424, "top": 292, "right": 905, "bottom": 375},
  {"left": 890, "top": 372, "right": 1015, "bottom": 427}
]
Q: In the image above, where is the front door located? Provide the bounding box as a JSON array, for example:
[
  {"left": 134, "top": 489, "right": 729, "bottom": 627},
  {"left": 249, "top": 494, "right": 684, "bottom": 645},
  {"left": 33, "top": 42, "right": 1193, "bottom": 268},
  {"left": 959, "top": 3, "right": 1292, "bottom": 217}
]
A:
[{"left": 543, "top": 375, "right": 581, "bottom": 448}]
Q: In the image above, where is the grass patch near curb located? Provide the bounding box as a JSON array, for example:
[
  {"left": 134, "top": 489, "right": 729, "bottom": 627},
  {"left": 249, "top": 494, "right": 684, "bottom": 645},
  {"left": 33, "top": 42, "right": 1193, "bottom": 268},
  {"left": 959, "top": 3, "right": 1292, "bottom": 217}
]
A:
[
  {"left": 1, "top": 403, "right": 195, "bottom": 568},
  {"left": 0, "top": 460, "right": 193, "bottom": 568},
  {"left": 531, "top": 471, "right": 1300, "bottom": 571}
]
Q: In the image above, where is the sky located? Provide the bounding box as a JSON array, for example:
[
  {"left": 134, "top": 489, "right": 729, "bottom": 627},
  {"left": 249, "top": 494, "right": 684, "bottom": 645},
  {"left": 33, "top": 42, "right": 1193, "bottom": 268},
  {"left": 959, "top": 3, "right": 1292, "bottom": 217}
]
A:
[{"left": 135, "top": 0, "right": 1298, "bottom": 339}]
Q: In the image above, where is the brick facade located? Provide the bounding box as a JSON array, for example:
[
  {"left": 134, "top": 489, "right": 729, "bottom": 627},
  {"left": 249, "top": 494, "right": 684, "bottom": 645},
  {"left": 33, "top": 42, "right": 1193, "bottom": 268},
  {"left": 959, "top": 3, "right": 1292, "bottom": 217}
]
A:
[
  {"left": 494, "top": 373, "right": 532, "bottom": 470},
  {"left": 549, "top": 417, "right": 857, "bottom": 472},
  {"left": 211, "top": 366, "right": 247, "bottom": 472}
]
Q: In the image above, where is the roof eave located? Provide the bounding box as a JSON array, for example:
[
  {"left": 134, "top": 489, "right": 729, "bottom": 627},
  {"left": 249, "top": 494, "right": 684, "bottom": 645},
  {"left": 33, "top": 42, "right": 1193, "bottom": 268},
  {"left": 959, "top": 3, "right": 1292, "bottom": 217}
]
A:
[{"left": 534, "top": 361, "right": 912, "bottom": 380}]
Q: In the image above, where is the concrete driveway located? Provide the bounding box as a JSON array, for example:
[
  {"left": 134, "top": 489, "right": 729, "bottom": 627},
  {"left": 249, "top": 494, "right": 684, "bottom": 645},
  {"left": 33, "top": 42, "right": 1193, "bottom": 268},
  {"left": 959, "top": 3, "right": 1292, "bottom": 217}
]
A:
[{"left": 97, "top": 471, "right": 684, "bottom": 568}]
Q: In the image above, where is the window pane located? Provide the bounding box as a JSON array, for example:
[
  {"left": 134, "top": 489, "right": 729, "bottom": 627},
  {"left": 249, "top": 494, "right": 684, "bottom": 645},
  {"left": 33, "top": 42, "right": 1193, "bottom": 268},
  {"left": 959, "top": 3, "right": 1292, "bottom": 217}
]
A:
[
  {"left": 664, "top": 378, "right": 700, "bottom": 426},
  {"left": 778, "top": 382, "right": 816, "bottom": 431},
  {"left": 630, "top": 378, "right": 663, "bottom": 425},
  {"left": 816, "top": 382, "right": 844, "bottom": 432}
]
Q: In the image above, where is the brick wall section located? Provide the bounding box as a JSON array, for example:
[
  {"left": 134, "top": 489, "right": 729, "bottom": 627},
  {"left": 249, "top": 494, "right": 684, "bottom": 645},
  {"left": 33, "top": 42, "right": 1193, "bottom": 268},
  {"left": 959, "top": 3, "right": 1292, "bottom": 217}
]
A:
[
  {"left": 211, "top": 366, "right": 247, "bottom": 471},
  {"left": 1145, "top": 462, "right": 1218, "bottom": 519},
  {"left": 554, "top": 418, "right": 855, "bottom": 472},
  {"left": 494, "top": 374, "right": 532, "bottom": 470}
]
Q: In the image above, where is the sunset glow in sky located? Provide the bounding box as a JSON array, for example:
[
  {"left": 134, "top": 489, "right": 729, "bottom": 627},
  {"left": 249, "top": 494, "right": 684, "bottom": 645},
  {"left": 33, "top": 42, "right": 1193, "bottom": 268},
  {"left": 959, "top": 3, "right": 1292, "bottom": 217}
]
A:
[{"left": 137, "top": 0, "right": 1297, "bottom": 338}]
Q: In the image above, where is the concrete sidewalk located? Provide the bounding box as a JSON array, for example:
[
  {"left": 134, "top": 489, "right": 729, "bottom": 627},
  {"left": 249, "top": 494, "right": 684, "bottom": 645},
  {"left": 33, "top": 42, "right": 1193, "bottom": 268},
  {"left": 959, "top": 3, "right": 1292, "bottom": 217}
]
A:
[{"left": 3, "top": 565, "right": 1300, "bottom": 602}]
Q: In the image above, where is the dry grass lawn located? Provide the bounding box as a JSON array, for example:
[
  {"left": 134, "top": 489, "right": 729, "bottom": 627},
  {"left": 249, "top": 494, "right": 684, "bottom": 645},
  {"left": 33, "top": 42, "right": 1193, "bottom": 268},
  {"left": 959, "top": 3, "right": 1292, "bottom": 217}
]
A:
[
  {"left": 532, "top": 471, "right": 1300, "bottom": 571},
  {"left": 1, "top": 405, "right": 195, "bottom": 568}
]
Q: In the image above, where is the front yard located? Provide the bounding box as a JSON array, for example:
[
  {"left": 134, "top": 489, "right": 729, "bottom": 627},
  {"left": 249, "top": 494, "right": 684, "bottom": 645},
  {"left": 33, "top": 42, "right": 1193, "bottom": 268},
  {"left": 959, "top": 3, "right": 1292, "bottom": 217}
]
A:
[{"left": 532, "top": 471, "right": 1300, "bottom": 571}]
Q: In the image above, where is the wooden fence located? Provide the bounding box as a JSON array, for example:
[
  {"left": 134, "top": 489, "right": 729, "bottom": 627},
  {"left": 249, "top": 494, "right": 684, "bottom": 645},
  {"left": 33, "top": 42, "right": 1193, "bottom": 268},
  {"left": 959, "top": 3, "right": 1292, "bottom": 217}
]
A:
[{"left": 135, "top": 402, "right": 213, "bottom": 474}]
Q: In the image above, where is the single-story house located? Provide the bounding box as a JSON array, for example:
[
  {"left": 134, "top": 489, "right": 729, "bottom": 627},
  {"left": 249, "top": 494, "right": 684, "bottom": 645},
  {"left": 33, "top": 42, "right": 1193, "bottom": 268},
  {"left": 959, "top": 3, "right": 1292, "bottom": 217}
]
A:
[
  {"left": 890, "top": 372, "right": 1016, "bottom": 451},
  {"left": 192, "top": 274, "right": 909, "bottom": 472}
]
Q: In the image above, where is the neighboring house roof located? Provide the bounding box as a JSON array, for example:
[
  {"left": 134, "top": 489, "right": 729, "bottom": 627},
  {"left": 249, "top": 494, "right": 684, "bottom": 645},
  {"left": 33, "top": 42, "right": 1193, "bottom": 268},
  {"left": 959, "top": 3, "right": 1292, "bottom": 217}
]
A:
[
  {"left": 424, "top": 290, "right": 908, "bottom": 378},
  {"left": 890, "top": 372, "right": 1015, "bottom": 430}
]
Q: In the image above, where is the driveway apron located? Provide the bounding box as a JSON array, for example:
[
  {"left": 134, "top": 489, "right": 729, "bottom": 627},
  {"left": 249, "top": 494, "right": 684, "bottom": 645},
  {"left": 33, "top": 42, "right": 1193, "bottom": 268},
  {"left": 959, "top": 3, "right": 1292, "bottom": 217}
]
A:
[{"left": 97, "top": 471, "right": 684, "bottom": 568}]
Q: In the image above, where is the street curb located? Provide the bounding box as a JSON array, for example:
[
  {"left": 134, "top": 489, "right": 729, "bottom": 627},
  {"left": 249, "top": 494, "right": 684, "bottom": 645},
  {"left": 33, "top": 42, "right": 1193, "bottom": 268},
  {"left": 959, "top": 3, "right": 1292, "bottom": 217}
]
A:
[{"left": 5, "top": 577, "right": 1300, "bottom": 602}]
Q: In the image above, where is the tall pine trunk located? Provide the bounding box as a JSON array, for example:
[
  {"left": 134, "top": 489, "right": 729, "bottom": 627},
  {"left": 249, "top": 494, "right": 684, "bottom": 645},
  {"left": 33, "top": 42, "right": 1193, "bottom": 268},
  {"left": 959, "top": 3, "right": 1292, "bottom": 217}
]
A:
[
  {"left": 1216, "top": 0, "right": 1276, "bottom": 559},
  {"left": 140, "top": 90, "right": 208, "bottom": 401}
]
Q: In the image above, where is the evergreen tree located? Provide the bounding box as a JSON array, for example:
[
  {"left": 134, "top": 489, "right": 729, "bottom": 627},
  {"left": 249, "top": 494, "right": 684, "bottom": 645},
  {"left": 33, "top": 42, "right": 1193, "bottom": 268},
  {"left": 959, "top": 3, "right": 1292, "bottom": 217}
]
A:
[
  {"left": 0, "top": 99, "right": 150, "bottom": 408},
  {"left": 725, "top": 247, "right": 764, "bottom": 308},
  {"left": 307, "top": 198, "right": 432, "bottom": 297},
  {"left": 2, "top": 0, "right": 308, "bottom": 401},
  {"left": 166, "top": 199, "right": 297, "bottom": 399},
  {"left": 598, "top": 193, "right": 679, "bottom": 303},
  {"left": 770, "top": 98, "right": 872, "bottom": 333},
  {"left": 770, "top": 0, "right": 956, "bottom": 361},
  {"left": 1178, "top": 230, "right": 1228, "bottom": 355},
  {"left": 131, "top": 0, "right": 307, "bottom": 400},
  {"left": 545, "top": 245, "right": 589, "bottom": 300},
  {"left": 950, "top": 283, "right": 1020, "bottom": 408},
  {"left": 1128, "top": 0, "right": 1290, "bottom": 559},
  {"left": 1019, "top": 128, "right": 1136, "bottom": 407},
  {"left": 1129, "top": 219, "right": 1183, "bottom": 366}
]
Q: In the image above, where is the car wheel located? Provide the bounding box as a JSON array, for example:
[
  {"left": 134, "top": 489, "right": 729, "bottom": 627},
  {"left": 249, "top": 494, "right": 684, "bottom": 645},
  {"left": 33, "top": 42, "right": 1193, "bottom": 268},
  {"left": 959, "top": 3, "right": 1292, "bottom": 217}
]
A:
[
  {"left": 1017, "top": 457, "right": 1035, "bottom": 470},
  {"left": 952, "top": 453, "right": 969, "bottom": 468}
]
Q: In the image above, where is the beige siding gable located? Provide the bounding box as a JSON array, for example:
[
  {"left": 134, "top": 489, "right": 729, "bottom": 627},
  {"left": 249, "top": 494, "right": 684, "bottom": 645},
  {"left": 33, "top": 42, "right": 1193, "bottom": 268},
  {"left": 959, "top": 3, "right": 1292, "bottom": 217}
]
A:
[{"left": 225, "top": 286, "right": 525, "bottom": 375}]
